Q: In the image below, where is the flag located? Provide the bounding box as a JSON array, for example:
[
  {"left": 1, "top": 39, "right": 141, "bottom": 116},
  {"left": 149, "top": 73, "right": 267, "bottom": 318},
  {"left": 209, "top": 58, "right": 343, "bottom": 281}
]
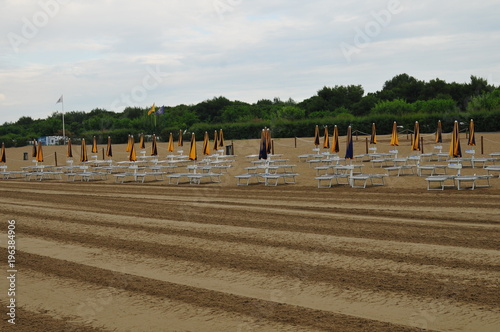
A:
[
  {"left": 148, "top": 103, "right": 156, "bottom": 115},
  {"left": 156, "top": 106, "right": 164, "bottom": 115},
  {"left": 56, "top": 95, "right": 63, "bottom": 103}
]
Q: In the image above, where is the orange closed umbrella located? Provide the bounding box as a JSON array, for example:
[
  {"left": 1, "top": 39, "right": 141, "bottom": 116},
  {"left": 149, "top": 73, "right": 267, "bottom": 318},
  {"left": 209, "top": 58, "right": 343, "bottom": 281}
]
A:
[
  {"left": 36, "top": 141, "right": 44, "bottom": 162},
  {"left": 80, "top": 139, "right": 88, "bottom": 162},
  {"left": 449, "top": 120, "right": 462, "bottom": 157},
  {"left": 129, "top": 140, "right": 137, "bottom": 162},
  {"left": 314, "top": 125, "right": 320, "bottom": 147},
  {"left": 106, "top": 136, "right": 113, "bottom": 157},
  {"left": 370, "top": 123, "right": 377, "bottom": 144},
  {"left": 436, "top": 120, "right": 443, "bottom": 143},
  {"left": 151, "top": 134, "right": 158, "bottom": 156},
  {"left": 331, "top": 125, "right": 339, "bottom": 153},
  {"left": 67, "top": 138, "right": 73, "bottom": 158},
  {"left": 188, "top": 133, "right": 197, "bottom": 161},
  {"left": 468, "top": 119, "right": 476, "bottom": 146},
  {"left": 219, "top": 129, "right": 224, "bottom": 147},
  {"left": 92, "top": 136, "right": 98, "bottom": 153},
  {"left": 213, "top": 130, "right": 219, "bottom": 151},
  {"left": 32, "top": 139, "right": 37, "bottom": 158},
  {"left": 178, "top": 129, "right": 183, "bottom": 147},
  {"left": 1, "top": 142, "right": 6, "bottom": 163}
]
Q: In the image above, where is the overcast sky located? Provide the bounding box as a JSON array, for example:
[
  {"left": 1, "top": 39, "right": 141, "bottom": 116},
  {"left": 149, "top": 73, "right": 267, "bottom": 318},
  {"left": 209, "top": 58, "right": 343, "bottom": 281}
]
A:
[{"left": 1, "top": 0, "right": 499, "bottom": 123}]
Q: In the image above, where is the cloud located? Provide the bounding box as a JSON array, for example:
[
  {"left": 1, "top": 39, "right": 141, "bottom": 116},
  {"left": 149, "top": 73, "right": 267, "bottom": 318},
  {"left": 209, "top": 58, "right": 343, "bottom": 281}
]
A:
[{"left": 0, "top": 0, "right": 499, "bottom": 123}]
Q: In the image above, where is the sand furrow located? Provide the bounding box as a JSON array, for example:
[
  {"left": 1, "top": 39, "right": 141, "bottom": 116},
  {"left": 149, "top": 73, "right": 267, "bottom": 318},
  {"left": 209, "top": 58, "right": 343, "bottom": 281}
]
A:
[{"left": 6, "top": 239, "right": 500, "bottom": 331}]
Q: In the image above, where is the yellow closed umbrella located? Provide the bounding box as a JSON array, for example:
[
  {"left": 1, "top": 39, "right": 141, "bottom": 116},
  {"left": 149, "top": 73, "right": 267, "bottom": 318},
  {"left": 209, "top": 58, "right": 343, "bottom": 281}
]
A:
[
  {"left": 167, "top": 132, "right": 174, "bottom": 152},
  {"left": 390, "top": 121, "right": 399, "bottom": 146},
  {"left": 126, "top": 135, "right": 132, "bottom": 152},
  {"left": 323, "top": 126, "right": 329, "bottom": 149},
  {"left": 202, "top": 131, "right": 210, "bottom": 155},
  {"left": 1, "top": 142, "right": 6, "bottom": 163},
  {"left": 411, "top": 121, "right": 420, "bottom": 151}
]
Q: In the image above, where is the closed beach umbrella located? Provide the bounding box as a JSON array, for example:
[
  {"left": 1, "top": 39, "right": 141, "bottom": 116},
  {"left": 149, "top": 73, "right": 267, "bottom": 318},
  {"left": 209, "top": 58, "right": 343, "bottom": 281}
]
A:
[
  {"left": 129, "top": 139, "right": 137, "bottom": 162},
  {"left": 468, "top": 119, "right": 476, "bottom": 146},
  {"left": 1, "top": 143, "right": 6, "bottom": 163},
  {"left": 314, "top": 125, "right": 320, "bottom": 147},
  {"left": 449, "top": 120, "right": 462, "bottom": 157},
  {"left": 92, "top": 136, "right": 98, "bottom": 153},
  {"left": 67, "top": 138, "right": 73, "bottom": 158},
  {"left": 32, "top": 139, "right": 37, "bottom": 158},
  {"left": 370, "top": 123, "right": 377, "bottom": 144},
  {"left": 188, "top": 133, "right": 197, "bottom": 161},
  {"left": 436, "top": 120, "right": 443, "bottom": 143},
  {"left": 411, "top": 121, "right": 420, "bottom": 151},
  {"left": 178, "top": 129, "right": 183, "bottom": 147},
  {"left": 219, "top": 129, "right": 224, "bottom": 147},
  {"left": 266, "top": 128, "right": 272, "bottom": 154},
  {"left": 126, "top": 135, "right": 132, "bottom": 152},
  {"left": 323, "top": 126, "right": 330, "bottom": 149},
  {"left": 36, "top": 141, "right": 44, "bottom": 162},
  {"left": 331, "top": 125, "right": 339, "bottom": 153},
  {"left": 167, "top": 133, "right": 174, "bottom": 152},
  {"left": 213, "top": 130, "right": 219, "bottom": 151},
  {"left": 139, "top": 133, "right": 145, "bottom": 149},
  {"left": 80, "top": 139, "right": 88, "bottom": 162},
  {"left": 106, "top": 136, "right": 113, "bottom": 157},
  {"left": 258, "top": 129, "right": 267, "bottom": 160},
  {"left": 345, "top": 126, "right": 354, "bottom": 159},
  {"left": 151, "top": 134, "right": 158, "bottom": 156},
  {"left": 202, "top": 131, "right": 210, "bottom": 155},
  {"left": 390, "top": 121, "right": 399, "bottom": 146}
]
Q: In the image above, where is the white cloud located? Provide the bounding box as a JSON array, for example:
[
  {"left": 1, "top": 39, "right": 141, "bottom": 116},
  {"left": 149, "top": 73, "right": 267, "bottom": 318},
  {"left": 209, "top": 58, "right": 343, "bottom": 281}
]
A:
[{"left": 0, "top": 0, "right": 499, "bottom": 122}]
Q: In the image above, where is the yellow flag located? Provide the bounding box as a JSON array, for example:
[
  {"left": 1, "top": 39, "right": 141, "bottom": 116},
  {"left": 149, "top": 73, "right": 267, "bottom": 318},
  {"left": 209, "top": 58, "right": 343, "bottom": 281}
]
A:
[{"left": 148, "top": 103, "right": 156, "bottom": 115}]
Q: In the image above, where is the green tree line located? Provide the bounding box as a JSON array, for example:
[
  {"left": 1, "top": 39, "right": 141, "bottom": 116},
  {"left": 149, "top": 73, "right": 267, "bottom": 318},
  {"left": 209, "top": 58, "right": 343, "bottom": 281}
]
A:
[{"left": 1, "top": 73, "right": 499, "bottom": 147}]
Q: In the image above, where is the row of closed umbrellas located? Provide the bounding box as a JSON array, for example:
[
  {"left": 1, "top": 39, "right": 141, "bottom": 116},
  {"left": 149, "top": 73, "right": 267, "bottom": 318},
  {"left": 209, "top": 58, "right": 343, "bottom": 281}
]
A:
[{"left": 310, "top": 119, "right": 476, "bottom": 159}]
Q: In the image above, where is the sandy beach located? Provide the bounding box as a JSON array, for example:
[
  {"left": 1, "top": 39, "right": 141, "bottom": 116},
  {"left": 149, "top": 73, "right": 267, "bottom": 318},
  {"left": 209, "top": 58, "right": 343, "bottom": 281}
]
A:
[{"left": 0, "top": 131, "right": 499, "bottom": 331}]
